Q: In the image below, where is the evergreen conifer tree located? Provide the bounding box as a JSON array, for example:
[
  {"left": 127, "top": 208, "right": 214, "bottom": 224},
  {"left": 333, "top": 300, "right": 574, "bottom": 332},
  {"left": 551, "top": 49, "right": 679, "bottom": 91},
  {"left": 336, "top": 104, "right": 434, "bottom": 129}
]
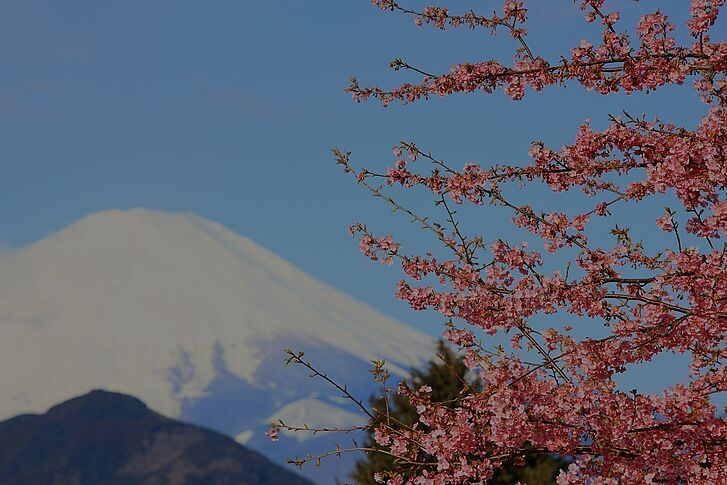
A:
[{"left": 350, "top": 341, "right": 567, "bottom": 484}]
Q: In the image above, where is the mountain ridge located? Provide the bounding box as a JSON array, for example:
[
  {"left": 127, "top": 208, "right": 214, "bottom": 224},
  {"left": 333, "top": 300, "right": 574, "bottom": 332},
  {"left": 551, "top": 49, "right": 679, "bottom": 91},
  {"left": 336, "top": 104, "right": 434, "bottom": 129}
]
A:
[{"left": 0, "top": 389, "right": 314, "bottom": 485}]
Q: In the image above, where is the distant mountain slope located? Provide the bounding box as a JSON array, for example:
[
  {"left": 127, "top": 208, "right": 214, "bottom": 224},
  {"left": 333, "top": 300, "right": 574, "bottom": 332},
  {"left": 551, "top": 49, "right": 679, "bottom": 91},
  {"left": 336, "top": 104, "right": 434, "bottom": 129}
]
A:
[
  {"left": 0, "top": 209, "right": 435, "bottom": 483},
  {"left": 0, "top": 390, "right": 313, "bottom": 485},
  {"left": 0, "top": 209, "right": 432, "bottom": 418}
]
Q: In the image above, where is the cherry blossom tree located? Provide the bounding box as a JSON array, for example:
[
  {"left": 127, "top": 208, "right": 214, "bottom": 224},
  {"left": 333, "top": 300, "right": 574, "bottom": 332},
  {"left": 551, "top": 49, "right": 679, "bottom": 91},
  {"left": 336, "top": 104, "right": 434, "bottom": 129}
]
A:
[{"left": 274, "top": 1, "right": 725, "bottom": 483}]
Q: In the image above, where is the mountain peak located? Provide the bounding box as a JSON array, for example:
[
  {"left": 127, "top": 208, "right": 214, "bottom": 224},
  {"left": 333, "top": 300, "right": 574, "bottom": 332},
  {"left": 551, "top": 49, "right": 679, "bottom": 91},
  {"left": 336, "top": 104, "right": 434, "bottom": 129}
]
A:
[
  {"left": 37, "top": 208, "right": 223, "bottom": 253},
  {"left": 0, "top": 208, "right": 433, "bottom": 483},
  {"left": 45, "top": 389, "right": 150, "bottom": 421}
]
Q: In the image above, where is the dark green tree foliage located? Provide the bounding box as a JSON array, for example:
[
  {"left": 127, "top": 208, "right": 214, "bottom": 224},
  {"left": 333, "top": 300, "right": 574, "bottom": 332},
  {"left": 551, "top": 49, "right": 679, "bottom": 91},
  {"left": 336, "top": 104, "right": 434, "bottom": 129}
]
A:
[{"left": 350, "top": 341, "right": 566, "bottom": 484}]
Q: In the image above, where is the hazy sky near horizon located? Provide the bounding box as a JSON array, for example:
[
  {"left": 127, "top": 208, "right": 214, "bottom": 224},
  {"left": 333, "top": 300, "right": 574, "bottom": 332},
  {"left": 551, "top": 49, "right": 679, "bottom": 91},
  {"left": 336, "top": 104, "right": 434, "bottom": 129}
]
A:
[{"left": 0, "top": 1, "right": 718, "bottom": 397}]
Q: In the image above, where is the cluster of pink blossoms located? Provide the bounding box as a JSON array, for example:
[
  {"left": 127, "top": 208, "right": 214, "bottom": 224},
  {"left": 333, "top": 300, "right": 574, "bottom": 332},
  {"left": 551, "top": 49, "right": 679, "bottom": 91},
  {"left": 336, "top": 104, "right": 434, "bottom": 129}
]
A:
[
  {"left": 351, "top": 0, "right": 726, "bottom": 105},
  {"left": 330, "top": 1, "right": 727, "bottom": 484}
]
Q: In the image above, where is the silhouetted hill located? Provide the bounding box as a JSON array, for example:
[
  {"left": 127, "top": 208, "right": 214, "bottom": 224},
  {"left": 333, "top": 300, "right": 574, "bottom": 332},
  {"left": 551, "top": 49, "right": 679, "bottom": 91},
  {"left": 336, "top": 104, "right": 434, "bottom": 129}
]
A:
[{"left": 0, "top": 390, "right": 313, "bottom": 485}]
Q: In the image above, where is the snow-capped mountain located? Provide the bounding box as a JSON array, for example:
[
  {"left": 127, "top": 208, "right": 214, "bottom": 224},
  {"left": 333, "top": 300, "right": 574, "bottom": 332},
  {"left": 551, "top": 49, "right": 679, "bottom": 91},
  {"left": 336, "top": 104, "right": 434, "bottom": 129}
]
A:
[{"left": 0, "top": 209, "right": 434, "bottom": 483}]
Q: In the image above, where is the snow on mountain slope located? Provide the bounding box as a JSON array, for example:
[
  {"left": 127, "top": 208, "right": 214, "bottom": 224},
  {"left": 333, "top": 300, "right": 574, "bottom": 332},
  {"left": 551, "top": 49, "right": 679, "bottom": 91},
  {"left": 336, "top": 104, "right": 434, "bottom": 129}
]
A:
[{"left": 0, "top": 208, "right": 434, "bottom": 423}]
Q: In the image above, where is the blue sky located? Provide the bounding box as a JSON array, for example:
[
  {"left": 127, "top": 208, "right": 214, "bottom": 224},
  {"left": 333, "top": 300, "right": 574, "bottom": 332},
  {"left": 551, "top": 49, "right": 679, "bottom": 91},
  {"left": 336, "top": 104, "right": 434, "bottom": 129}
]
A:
[{"left": 0, "top": 0, "right": 717, "bottom": 396}]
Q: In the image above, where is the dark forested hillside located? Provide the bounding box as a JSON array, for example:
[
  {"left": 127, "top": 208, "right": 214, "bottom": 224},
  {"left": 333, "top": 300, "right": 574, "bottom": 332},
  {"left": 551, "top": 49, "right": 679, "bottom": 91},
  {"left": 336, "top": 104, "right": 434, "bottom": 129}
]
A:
[{"left": 0, "top": 389, "right": 312, "bottom": 485}]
